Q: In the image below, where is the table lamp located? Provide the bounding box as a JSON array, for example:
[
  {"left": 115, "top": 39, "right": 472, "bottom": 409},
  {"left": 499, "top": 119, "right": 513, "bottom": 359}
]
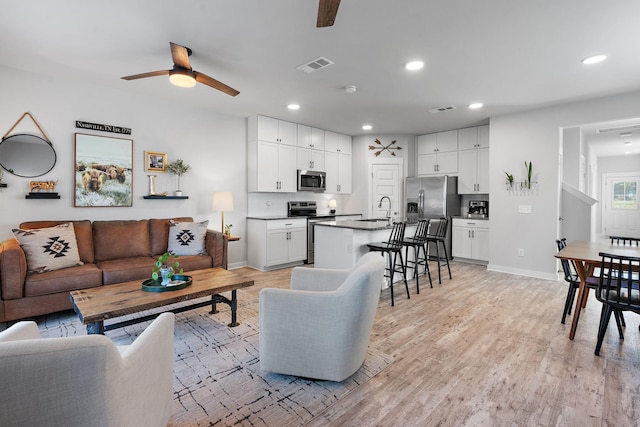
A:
[
  {"left": 212, "top": 191, "right": 234, "bottom": 233},
  {"left": 328, "top": 199, "right": 336, "bottom": 214}
]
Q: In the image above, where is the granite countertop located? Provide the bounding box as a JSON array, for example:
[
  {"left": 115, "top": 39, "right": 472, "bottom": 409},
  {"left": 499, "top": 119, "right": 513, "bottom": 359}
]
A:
[
  {"left": 453, "top": 215, "right": 490, "bottom": 221},
  {"left": 247, "top": 213, "right": 363, "bottom": 220},
  {"left": 314, "top": 219, "right": 393, "bottom": 231}
]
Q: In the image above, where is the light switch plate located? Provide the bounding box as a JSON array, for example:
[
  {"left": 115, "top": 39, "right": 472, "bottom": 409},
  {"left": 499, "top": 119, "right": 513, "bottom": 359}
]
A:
[{"left": 518, "top": 205, "right": 532, "bottom": 214}]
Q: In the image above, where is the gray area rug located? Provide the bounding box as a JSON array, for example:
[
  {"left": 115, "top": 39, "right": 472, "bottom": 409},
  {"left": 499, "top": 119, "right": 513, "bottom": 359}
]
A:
[{"left": 35, "top": 294, "right": 393, "bottom": 426}]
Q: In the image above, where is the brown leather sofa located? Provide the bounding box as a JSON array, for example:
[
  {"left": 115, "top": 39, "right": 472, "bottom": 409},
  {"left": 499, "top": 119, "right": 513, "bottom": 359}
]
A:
[{"left": 0, "top": 218, "right": 228, "bottom": 322}]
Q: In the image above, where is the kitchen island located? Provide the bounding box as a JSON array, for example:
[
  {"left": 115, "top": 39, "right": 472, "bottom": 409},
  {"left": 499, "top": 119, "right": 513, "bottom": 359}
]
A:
[{"left": 314, "top": 219, "right": 415, "bottom": 271}]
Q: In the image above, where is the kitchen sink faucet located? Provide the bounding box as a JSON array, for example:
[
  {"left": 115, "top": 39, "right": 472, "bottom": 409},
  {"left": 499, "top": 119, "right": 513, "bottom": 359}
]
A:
[{"left": 378, "top": 196, "right": 392, "bottom": 224}]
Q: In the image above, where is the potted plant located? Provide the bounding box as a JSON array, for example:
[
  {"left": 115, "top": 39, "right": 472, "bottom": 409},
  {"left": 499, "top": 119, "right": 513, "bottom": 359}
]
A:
[
  {"left": 152, "top": 252, "right": 183, "bottom": 285},
  {"left": 224, "top": 223, "right": 233, "bottom": 237},
  {"left": 505, "top": 172, "right": 514, "bottom": 189},
  {"left": 167, "top": 159, "right": 191, "bottom": 196}
]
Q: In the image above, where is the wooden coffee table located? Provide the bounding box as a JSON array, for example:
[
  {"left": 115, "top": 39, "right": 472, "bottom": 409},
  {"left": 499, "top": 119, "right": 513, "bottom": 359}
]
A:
[{"left": 70, "top": 268, "right": 254, "bottom": 334}]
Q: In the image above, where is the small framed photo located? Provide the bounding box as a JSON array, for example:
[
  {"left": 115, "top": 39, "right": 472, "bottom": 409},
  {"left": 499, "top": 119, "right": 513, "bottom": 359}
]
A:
[{"left": 145, "top": 151, "right": 167, "bottom": 172}]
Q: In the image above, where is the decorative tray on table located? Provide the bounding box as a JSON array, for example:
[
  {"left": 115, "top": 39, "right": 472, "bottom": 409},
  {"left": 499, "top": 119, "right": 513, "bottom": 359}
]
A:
[{"left": 141, "top": 275, "right": 193, "bottom": 292}]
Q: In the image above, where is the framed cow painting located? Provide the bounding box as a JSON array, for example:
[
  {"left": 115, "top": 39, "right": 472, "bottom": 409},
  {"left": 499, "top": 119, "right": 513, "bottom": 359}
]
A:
[{"left": 74, "top": 133, "right": 133, "bottom": 207}]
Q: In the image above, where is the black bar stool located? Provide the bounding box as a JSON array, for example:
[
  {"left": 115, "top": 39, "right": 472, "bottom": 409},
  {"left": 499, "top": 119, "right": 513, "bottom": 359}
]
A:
[
  {"left": 402, "top": 219, "right": 432, "bottom": 293},
  {"left": 425, "top": 217, "right": 451, "bottom": 284},
  {"left": 367, "top": 222, "right": 408, "bottom": 306}
]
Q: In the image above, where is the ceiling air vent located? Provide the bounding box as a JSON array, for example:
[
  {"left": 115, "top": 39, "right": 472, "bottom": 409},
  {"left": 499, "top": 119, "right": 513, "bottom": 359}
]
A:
[
  {"left": 296, "top": 57, "right": 334, "bottom": 74},
  {"left": 428, "top": 105, "right": 457, "bottom": 114},
  {"left": 596, "top": 124, "right": 640, "bottom": 133}
]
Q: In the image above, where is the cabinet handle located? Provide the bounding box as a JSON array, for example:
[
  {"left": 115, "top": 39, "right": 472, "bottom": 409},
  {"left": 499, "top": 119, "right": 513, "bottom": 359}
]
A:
[
  {"left": 468, "top": 230, "right": 471, "bottom": 238},
  {"left": 472, "top": 230, "right": 475, "bottom": 238}
]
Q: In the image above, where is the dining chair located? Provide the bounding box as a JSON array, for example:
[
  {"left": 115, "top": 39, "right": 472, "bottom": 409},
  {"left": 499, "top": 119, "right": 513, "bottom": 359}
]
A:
[
  {"left": 425, "top": 217, "right": 451, "bottom": 284},
  {"left": 556, "top": 238, "right": 626, "bottom": 332},
  {"left": 402, "top": 219, "right": 432, "bottom": 293},
  {"left": 556, "top": 239, "right": 580, "bottom": 324},
  {"left": 367, "top": 221, "right": 408, "bottom": 306},
  {"left": 594, "top": 252, "right": 640, "bottom": 356},
  {"left": 610, "top": 236, "right": 640, "bottom": 246}
]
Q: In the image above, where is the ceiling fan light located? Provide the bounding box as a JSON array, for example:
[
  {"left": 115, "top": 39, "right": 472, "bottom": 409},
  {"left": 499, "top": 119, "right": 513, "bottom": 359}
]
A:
[{"left": 169, "top": 70, "right": 196, "bottom": 87}]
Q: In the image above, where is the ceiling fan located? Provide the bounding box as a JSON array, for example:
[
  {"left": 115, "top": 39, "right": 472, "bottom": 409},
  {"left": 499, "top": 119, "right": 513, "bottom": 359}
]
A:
[
  {"left": 121, "top": 42, "right": 240, "bottom": 97},
  {"left": 317, "top": 0, "right": 341, "bottom": 27}
]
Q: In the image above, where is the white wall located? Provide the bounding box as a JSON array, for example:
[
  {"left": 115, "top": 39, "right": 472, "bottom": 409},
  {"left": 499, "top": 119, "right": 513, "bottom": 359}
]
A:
[
  {"left": 348, "top": 134, "right": 415, "bottom": 217},
  {"left": 489, "top": 89, "right": 640, "bottom": 279},
  {"left": 0, "top": 66, "right": 248, "bottom": 267}
]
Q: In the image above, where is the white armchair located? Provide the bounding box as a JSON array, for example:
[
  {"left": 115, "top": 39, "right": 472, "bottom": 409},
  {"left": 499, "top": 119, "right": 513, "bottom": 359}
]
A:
[
  {"left": 0, "top": 312, "right": 175, "bottom": 427},
  {"left": 259, "top": 252, "right": 385, "bottom": 382}
]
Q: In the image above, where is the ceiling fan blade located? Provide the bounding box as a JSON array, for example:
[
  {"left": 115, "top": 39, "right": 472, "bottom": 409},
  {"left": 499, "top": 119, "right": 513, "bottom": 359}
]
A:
[
  {"left": 194, "top": 72, "right": 240, "bottom": 97},
  {"left": 121, "top": 70, "right": 170, "bottom": 80},
  {"left": 317, "top": 0, "right": 341, "bottom": 27},
  {"left": 170, "top": 42, "right": 192, "bottom": 69}
]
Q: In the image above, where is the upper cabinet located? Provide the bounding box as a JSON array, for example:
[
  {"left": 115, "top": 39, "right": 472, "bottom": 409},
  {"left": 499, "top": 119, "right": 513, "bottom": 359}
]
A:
[
  {"left": 458, "top": 125, "right": 490, "bottom": 194},
  {"left": 324, "top": 131, "right": 352, "bottom": 155},
  {"left": 297, "top": 125, "right": 325, "bottom": 151},
  {"left": 248, "top": 115, "right": 352, "bottom": 193},
  {"left": 458, "top": 125, "right": 489, "bottom": 150},
  {"left": 417, "top": 130, "right": 458, "bottom": 175},
  {"left": 250, "top": 115, "right": 297, "bottom": 146}
]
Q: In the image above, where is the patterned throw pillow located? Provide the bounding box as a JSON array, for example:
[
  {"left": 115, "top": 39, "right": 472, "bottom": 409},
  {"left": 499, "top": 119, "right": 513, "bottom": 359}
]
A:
[
  {"left": 167, "top": 220, "right": 209, "bottom": 256},
  {"left": 12, "top": 223, "right": 84, "bottom": 274}
]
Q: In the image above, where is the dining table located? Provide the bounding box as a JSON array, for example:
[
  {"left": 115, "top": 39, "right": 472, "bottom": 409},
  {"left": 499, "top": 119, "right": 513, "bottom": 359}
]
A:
[{"left": 555, "top": 239, "right": 640, "bottom": 340}]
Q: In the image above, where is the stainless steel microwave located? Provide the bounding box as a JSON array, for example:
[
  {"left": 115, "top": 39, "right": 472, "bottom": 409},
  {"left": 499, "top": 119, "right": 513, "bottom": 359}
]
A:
[{"left": 297, "top": 170, "right": 326, "bottom": 192}]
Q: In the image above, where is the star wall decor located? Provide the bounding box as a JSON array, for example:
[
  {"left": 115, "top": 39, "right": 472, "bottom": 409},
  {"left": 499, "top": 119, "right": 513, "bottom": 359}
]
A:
[{"left": 368, "top": 139, "right": 402, "bottom": 156}]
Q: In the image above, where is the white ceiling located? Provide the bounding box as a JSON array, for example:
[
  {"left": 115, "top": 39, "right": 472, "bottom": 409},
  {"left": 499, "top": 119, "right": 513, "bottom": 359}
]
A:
[{"left": 2, "top": 1, "right": 640, "bottom": 155}]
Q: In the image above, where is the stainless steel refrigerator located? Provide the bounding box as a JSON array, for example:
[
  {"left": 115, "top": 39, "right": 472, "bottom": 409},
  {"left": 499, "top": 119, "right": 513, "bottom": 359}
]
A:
[{"left": 405, "top": 175, "right": 460, "bottom": 259}]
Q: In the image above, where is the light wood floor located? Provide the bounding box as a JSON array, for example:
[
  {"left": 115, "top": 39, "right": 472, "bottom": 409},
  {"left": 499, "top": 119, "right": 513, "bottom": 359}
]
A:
[{"left": 235, "top": 261, "right": 640, "bottom": 427}]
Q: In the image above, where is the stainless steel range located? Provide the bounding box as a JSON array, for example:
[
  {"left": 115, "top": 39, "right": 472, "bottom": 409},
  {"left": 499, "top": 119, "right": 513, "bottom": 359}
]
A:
[{"left": 288, "top": 201, "right": 335, "bottom": 264}]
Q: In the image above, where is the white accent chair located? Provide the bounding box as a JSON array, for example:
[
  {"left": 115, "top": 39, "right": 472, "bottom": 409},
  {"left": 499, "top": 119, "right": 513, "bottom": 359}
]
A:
[
  {"left": 259, "top": 252, "right": 385, "bottom": 382},
  {"left": 0, "top": 312, "right": 175, "bottom": 427}
]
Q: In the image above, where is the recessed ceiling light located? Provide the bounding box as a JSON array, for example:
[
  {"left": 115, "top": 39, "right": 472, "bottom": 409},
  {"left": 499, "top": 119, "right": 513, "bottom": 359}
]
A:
[
  {"left": 468, "top": 102, "right": 483, "bottom": 109},
  {"left": 625, "top": 151, "right": 631, "bottom": 155},
  {"left": 362, "top": 124, "right": 372, "bottom": 130},
  {"left": 405, "top": 61, "right": 424, "bottom": 71},
  {"left": 620, "top": 132, "right": 633, "bottom": 137},
  {"left": 624, "top": 141, "right": 632, "bottom": 146},
  {"left": 287, "top": 104, "right": 300, "bottom": 110},
  {"left": 581, "top": 54, "right": 607, "bottom": 65}
]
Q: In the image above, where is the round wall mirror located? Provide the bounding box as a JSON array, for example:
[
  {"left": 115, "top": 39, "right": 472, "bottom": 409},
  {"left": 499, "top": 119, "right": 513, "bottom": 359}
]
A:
[{"left": 0, "top": 133, "right": 57, "bottom": 177}]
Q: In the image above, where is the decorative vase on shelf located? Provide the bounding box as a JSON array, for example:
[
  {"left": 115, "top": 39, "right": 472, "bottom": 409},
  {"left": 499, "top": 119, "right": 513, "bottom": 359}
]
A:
[{"left": 175, "top": 190, "right": 183, "bottom": 197}]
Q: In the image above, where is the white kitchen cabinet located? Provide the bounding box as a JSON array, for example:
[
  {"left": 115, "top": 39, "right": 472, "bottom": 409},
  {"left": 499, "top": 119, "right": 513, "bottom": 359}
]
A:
[
  {"left": 325, "top": 131, "right": 352, "bottom": 155},
  {"left": 457, "top": 125, "right": 489, "bottom": 150},
  {"left": 325, "top": 151, "right": 352, "bottom": 194},
  {"left": 297, "top": 125, "right": 325, "bottom": 151},
  {"left": 458, "top": 125, "right": 490, "bottom": 194},
  {"left": 250, "top": 115, "right": 297, "bottom": 146},
  {"left": 247, "top": 140, "right": 297, "bottom": 192},
  {"left": 297, "top": 147, "right": 325, "bottom": 171},
  {"left": 417, "top": 130, "right": 458, "bottom": 175},
  {"left": 248, "top": 218, "right": 307, "bottom": 271},
  {"left": 452, "top": 218, "right": 489, "bottom": 262}
]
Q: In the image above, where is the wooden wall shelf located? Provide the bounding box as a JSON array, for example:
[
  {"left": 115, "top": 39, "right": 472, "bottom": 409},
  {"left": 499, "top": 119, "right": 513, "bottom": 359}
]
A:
[{"left": 143, "top": 195, "right": 189, "bottom": 200}]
